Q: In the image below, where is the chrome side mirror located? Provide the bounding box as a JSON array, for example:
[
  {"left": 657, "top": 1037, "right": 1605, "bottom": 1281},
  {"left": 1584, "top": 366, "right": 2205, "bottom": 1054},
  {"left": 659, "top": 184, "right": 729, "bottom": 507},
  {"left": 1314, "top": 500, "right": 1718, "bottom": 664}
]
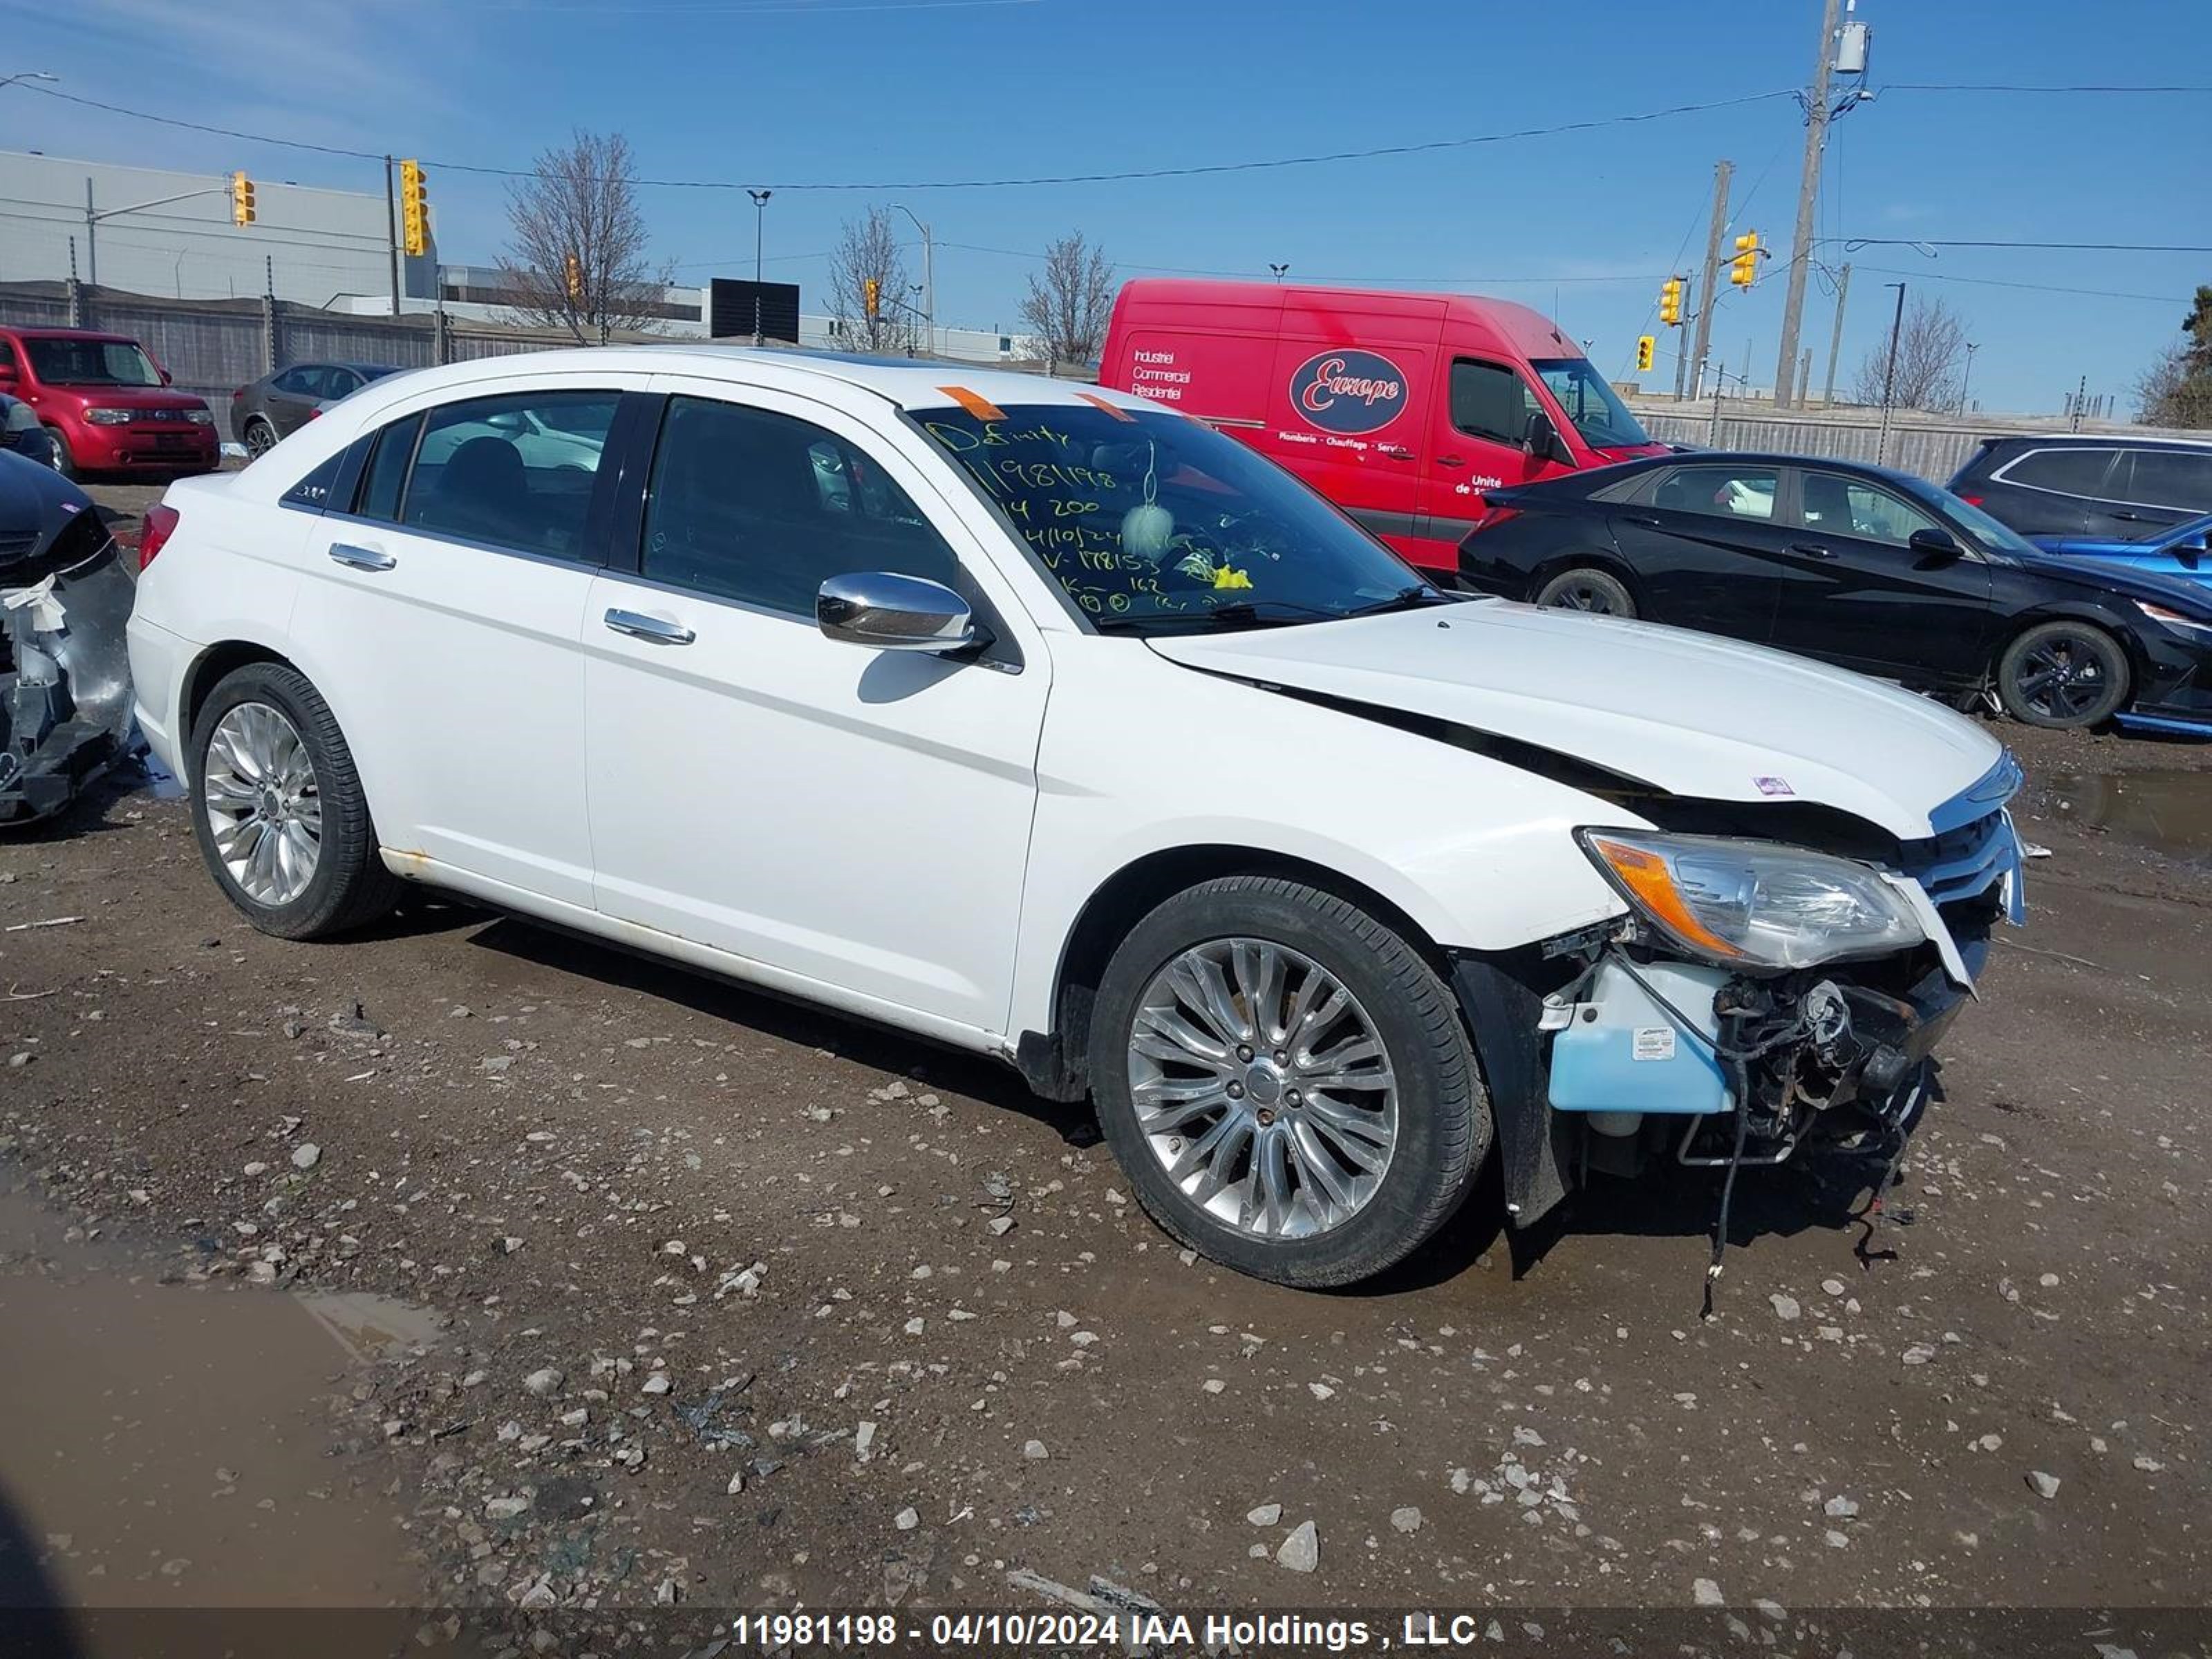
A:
[{"left": 817, "top": 572, "right": 979, "bottom": 653}]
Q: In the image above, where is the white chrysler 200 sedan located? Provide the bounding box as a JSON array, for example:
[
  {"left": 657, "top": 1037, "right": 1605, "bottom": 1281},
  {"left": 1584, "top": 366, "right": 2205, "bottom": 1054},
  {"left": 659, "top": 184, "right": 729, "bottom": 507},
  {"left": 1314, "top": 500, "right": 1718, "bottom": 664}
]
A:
[{"left": 127, "top": 350, "right": 2025, "bottom": 1287}]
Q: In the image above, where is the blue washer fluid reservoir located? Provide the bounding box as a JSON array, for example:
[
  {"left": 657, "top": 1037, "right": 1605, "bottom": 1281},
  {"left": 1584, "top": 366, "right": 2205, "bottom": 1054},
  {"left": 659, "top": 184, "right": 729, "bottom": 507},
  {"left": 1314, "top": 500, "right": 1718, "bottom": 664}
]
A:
[{"left": 1547, "top": 959, "right": 1735, "bottom": 1117}]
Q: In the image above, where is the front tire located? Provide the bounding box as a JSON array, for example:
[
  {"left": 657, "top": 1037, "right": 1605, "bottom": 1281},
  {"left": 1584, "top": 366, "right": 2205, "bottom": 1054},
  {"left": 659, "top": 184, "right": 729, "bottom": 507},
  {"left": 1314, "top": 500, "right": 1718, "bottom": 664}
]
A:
[
  {"left": 1534, "top": 565, "right": 1637, "bottom": 617},
  {"left": 243, "top": 417, "right": 278, "bottom": 459},
  {"left": 187, "top": 662, "right": 402, "bottom": 939},
  {"left": 42, "top": 427, "right": 76, "bottom": 480},
  {"left": 1995, "top": 621, "right": 2129, "bottom": 729},
  {"left": 1091, "top": 876, "right": 1490, "bottom": 1288}
]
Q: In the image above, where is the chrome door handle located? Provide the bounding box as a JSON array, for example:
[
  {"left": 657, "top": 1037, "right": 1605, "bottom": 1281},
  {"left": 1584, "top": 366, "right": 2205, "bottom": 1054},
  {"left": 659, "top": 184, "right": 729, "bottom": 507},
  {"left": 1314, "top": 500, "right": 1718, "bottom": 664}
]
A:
[
  {"left": 604, "top": 608, "right": 695, "bottom": 646},
  {"left": 328, "top": 542, "right": 395, "bottom": 572},
  {"left": 1790, "top": 542, "right": 1836, "bottom": 559}
]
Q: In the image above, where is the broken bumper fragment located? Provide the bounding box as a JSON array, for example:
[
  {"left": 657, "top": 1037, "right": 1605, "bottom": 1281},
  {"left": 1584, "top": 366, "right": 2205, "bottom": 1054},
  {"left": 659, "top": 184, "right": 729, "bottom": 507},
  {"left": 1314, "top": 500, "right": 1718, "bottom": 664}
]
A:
[{"left": 3, "top": 536, "right": 135, "bottom": 825}]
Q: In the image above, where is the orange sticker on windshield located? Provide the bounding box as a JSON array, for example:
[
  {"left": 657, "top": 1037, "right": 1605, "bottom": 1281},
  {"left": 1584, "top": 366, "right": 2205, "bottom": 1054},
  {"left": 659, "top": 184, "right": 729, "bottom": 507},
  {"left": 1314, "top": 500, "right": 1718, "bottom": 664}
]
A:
[
  {"left": 1076, "top": 392, "right": 1137, "bottom": 422},
  {"left": 938, "top": 386, "right": 1007, "bottom": 422}
]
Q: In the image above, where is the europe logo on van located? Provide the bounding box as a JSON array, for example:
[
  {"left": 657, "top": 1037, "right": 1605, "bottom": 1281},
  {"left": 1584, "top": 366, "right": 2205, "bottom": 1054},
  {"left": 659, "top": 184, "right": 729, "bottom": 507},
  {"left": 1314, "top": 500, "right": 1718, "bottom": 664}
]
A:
[{"left": 1288, "top": 348, "right": 1409, "bottom": 435}]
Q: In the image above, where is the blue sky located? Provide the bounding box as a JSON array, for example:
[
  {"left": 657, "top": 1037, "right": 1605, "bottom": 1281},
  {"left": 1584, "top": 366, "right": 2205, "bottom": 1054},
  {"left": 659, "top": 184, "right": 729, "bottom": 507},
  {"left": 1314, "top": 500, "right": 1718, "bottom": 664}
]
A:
[{"left": 8, "top": 0, "right": 2206, "bottom": 413}]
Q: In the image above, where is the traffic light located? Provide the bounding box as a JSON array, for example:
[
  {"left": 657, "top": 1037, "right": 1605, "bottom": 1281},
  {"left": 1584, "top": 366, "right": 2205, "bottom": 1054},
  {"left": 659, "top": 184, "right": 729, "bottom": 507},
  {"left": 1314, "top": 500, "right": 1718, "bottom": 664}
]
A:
[
  {"left": 1730, "top": 231, "right": 1760, "bottom": 288},
  {"left": 863, "top": 276, "right": 881, "bottom": 319},
  {"left": 400, "top": 159, "right": 429, "bottom": 258},
  {"left": 1658, "top": 276, "right": 1683, "bottom": 326},
  {"left": 229, "top": 171, "right": 256, "bottom": 227},
  {"left": 1635, "top": 335, "right": 1656, "bottom": 374},
  {"left": 564, "top": 252, "right": 583, "bottom": 304}
]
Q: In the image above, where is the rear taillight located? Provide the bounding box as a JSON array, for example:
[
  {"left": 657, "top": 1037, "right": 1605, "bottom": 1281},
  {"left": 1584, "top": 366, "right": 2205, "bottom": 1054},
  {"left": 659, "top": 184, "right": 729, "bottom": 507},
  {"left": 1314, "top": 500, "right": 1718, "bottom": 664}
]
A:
[
  {"left": 1958, "top": 494, "right": 1984, "bottom": 508},
  {"left": 1472, "top": 504, "right": 1520, "bottom": 535},
  {"left": 139, "top": 503, "right": 180, "bottom": 572}
]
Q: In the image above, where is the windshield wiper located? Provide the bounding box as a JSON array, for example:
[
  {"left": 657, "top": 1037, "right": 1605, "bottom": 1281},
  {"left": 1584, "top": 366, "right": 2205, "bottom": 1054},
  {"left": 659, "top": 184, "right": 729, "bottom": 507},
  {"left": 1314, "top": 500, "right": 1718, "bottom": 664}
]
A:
[{"left": 1342, "top": 583, "right": 1451, "bottom": 619}]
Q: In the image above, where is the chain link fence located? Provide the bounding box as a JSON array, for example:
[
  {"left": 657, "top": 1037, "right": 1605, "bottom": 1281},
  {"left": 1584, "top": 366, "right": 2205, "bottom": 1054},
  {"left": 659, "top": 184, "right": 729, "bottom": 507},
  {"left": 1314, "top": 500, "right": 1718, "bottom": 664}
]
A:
[{"left": 0, "top": 280, "right": 666, "bottom": 442}]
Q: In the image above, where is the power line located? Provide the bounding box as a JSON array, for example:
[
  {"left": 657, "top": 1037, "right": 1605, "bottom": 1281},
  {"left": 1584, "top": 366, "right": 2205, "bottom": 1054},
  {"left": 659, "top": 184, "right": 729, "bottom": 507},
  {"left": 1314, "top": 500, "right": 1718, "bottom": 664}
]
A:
[
  {"left": 22, "top": 83, "right": 1801, "bottom": 192},
  {"left": 1852, "top": 265, "right": 2188, "bottom": 305},
  {"left": 1887, "top": 82, "right": 2212, "bottom": 93},
  {"left": 1833, "top": 237, "right": 2212, "bottom": 252}
]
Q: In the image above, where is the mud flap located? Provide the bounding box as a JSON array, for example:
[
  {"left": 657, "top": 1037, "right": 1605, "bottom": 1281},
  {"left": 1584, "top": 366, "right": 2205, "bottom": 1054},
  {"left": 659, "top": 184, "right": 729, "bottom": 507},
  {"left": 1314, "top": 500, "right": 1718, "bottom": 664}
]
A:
[{"left": 1452, "top": 954, "right": 1575, "bottom": 1228}]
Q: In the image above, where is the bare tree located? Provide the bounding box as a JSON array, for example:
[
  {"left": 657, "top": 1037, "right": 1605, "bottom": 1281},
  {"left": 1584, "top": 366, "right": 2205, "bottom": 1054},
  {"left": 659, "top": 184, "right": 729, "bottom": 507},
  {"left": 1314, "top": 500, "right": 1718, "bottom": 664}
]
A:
[
  {"left": 2135, "top": 285, "right": 2212, "bottom": 427},
  {"left": 828, "top": 207, "right": 917, "bottom": 354},
  {"left": 1851, "top": 297, "right": 1970, "bottom": 411},
  {"left": 1018, "top": 232, "right": 1115, "bottom": 368},
  {"left": 496, "top": 130, "right": 672, "bottom": 344}
]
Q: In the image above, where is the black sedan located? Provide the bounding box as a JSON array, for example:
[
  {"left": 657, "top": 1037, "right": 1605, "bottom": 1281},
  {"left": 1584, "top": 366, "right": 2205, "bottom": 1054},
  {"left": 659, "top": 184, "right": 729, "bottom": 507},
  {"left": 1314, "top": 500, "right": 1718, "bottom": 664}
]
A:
[
  {"left": 231, "top": 361, "right": 400, "bottom": 457},
  {"left": 1457, "top": 452, "right": 2212, "bottom": 733}
]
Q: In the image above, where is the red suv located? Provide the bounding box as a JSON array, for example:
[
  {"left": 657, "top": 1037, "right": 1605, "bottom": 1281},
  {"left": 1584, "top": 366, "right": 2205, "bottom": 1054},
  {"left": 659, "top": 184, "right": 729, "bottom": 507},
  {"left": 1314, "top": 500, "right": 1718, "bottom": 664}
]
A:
[{"left": 0, "top": 326, "right": 219, "bottom": 480}]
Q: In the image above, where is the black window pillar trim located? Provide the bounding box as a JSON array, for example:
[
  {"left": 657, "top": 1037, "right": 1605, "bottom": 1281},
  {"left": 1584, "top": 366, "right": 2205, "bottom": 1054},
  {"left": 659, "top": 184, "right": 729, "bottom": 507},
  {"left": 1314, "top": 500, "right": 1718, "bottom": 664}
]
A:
[{"left": 598, "top": 390, "right": 665, "bottom": 577}]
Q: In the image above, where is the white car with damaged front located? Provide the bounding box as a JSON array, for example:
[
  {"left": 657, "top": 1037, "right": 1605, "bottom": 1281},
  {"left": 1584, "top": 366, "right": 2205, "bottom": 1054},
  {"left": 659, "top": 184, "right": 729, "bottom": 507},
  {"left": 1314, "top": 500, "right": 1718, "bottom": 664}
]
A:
[{"left": 126, "top": 348, "right": 2024, "bottom": 1288}]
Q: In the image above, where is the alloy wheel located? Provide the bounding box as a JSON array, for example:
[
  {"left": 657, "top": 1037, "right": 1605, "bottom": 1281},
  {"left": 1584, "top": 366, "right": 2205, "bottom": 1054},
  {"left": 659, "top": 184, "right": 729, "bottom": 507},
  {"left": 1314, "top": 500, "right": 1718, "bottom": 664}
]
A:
[
  {"left": 2012, "top": 631, "right": 2115, "bottom": 722},
  {"left": 201, "top": 701, "right": 323, "bottom": 906},
  {"left": 1126, "top": 938, "right": 1399, "bottom": 1239}
]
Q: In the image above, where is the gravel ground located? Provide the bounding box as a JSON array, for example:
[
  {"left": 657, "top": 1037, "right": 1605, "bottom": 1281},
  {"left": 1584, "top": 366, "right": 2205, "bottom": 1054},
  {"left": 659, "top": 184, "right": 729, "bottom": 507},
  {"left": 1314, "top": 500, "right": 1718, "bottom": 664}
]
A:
[{"left": 1, "top": 480, "right": 2208, "bottom": 1635}]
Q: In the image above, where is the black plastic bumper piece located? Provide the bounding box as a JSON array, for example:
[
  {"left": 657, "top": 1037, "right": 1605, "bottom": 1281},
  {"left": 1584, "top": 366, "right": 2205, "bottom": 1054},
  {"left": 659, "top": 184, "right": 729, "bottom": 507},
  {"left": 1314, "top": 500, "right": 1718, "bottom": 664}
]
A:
[{"left": 1451, "top": 953, "right": 1576, "bottom": 1230}]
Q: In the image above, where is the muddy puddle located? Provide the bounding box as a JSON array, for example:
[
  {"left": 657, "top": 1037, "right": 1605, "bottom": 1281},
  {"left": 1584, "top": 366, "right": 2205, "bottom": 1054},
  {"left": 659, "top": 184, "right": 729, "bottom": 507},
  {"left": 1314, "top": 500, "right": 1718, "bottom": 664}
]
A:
[
  {"left": 0, "top": 1185, "right": 447, "bottom": 1654},
  {"left": 2044, "top": 769, "right": 2212, "bottom": 866}
]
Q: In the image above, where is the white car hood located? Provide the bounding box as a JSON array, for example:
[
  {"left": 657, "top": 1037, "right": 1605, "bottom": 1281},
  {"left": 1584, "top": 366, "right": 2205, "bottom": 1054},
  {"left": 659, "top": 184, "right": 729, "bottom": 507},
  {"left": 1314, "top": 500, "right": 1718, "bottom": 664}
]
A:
[{"left": 1147, "top": 601, "right": 2008, "bottom": 841}]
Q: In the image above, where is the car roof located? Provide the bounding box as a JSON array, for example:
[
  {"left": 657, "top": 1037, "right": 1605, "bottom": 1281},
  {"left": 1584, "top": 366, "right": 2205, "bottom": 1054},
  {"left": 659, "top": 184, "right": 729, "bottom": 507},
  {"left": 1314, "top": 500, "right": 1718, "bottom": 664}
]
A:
[
  {"left": 344, "top": 345, "right": 1150, "bottom": 417},
  {"left": 1977, "top": 431, "right": 2212, "bottom": 452},
  {"left": 1562, "top": 451, "right": 1940, "bottom": 490},
  {"left": 1, "top": 326, "right": 142, "bottom": 344}
]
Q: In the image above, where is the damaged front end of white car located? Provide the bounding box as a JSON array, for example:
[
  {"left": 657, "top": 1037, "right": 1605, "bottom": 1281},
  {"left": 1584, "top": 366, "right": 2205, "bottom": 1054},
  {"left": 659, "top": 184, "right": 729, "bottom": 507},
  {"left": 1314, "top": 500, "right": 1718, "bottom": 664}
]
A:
[{"left": 1455, "top": 751, "right": 2023, "bottom": 1286}]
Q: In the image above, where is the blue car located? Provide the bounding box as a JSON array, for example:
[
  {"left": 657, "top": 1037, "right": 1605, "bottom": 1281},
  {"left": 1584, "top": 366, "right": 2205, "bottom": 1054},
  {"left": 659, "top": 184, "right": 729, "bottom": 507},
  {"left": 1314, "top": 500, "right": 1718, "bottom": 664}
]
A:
[{"left": 2033, "top": 512, "right": 2212, "bottom": 588}]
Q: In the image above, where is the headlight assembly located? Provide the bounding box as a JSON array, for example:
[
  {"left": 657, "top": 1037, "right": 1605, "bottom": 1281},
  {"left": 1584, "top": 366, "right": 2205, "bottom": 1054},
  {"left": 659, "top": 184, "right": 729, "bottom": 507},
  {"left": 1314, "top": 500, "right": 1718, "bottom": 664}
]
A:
[
  {"left": 84, "top": 409, "right": 135, "bottom": 426},
  {"left": 1578, "top": 830, "right": 1927, "bottom": 971}
]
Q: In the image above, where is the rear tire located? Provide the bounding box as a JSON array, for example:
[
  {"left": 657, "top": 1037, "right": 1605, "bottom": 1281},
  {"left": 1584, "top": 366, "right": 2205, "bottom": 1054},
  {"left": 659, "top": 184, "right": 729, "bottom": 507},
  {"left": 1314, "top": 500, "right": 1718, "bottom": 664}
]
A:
[
  {"left": 1089, "top": 875, "right": 1490, "bottom": 1288},
  {"left": 1534, "top": 565, "right": 1637, "bottom": 618},
  {"left": 1995, "top": 621, "right": 2129, "bottom": 729},
  {"left": 187, "top": 662, "right": 402, "bottom": 940},
  {"left": 42, "top": 427, "right": 75, "bottom": 480}
]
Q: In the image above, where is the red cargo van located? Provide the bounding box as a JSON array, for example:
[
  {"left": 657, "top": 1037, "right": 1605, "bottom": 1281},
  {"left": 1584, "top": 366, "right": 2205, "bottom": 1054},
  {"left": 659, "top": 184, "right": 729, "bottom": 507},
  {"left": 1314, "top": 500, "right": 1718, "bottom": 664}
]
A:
[{"left": 1099, "top": 279, "right": 1668, "bottom": 574}]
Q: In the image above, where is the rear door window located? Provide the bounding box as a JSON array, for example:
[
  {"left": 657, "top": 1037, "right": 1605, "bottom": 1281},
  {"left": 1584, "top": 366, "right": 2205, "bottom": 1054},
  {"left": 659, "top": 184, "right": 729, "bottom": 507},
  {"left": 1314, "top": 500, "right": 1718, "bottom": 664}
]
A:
[
  {"left": 2115, "top": 449, "right": 2212, "bottom": 510},
  {"left": 1646, "top": 464, "right": 1781, "bottom": 522},
  {"left": 400, "top": 391, "right": 618, "bottom": 559},
  {"left": 2000, "top": 448, "right": 2117, "bottom": 497}
]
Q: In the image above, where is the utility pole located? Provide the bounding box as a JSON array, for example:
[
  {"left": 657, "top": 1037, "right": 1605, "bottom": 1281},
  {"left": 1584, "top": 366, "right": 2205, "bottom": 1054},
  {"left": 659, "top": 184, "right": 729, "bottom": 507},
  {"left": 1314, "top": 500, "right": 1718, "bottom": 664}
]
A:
[
  {"left": 1960, "top": 341, "right": 1978, "bottom": 413},
  {"left": 1774, "top": 0, "right": 1841, "bottom": 408},
  {"left": 384, "top": 156, "right": 401, "bottom": 318},
  {"left": 1673, "top": 273, "right": 1696, "bottom": 401},
  {"left": 84, "top": 178, "right": 97, "bottom": 289},
  {"left": 1687, "top": 160, "right": 1732, "bottom": 402},
  {"left": 1820, "top": 261, "right": 1851, "bottom": 406},
  {"left": 1875, "top": 280, "right": 1906, "bottom": 466}
]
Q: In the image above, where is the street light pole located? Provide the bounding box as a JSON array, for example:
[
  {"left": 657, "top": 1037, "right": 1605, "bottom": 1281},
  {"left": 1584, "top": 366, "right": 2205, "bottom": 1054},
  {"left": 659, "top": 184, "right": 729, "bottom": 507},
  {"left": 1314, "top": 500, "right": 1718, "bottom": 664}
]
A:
[
  {"left": 891, "top": 203, "right": 933, "bottom": 357},
  {"left": 1960, "top": 341, "right": 1978, "bottom": 413},
  {"left": 747, "top": 189, "right": 772, "bottom": 345},
  {"left": 1269, "top": 262, "right": 1289, "bottom": 283},
  {"left": 1875, "top": 281, "right": 1906, "bottom": 465}
]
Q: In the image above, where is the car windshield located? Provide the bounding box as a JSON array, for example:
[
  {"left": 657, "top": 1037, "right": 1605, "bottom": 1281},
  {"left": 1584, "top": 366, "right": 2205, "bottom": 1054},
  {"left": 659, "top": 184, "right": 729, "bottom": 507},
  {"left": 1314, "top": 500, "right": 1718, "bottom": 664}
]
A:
[
  {"left": 24, "top": 337, "right": 162, "bottom": 388},
  {"left": 1902, "top": 478, "right": 2041, "bottom": 557},
  {"left": 915, "top": 402, "right": 1435, "bottom": 631},
  {"left": 1533, "top": 357, "right": 1651, "bottom": 451}
]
